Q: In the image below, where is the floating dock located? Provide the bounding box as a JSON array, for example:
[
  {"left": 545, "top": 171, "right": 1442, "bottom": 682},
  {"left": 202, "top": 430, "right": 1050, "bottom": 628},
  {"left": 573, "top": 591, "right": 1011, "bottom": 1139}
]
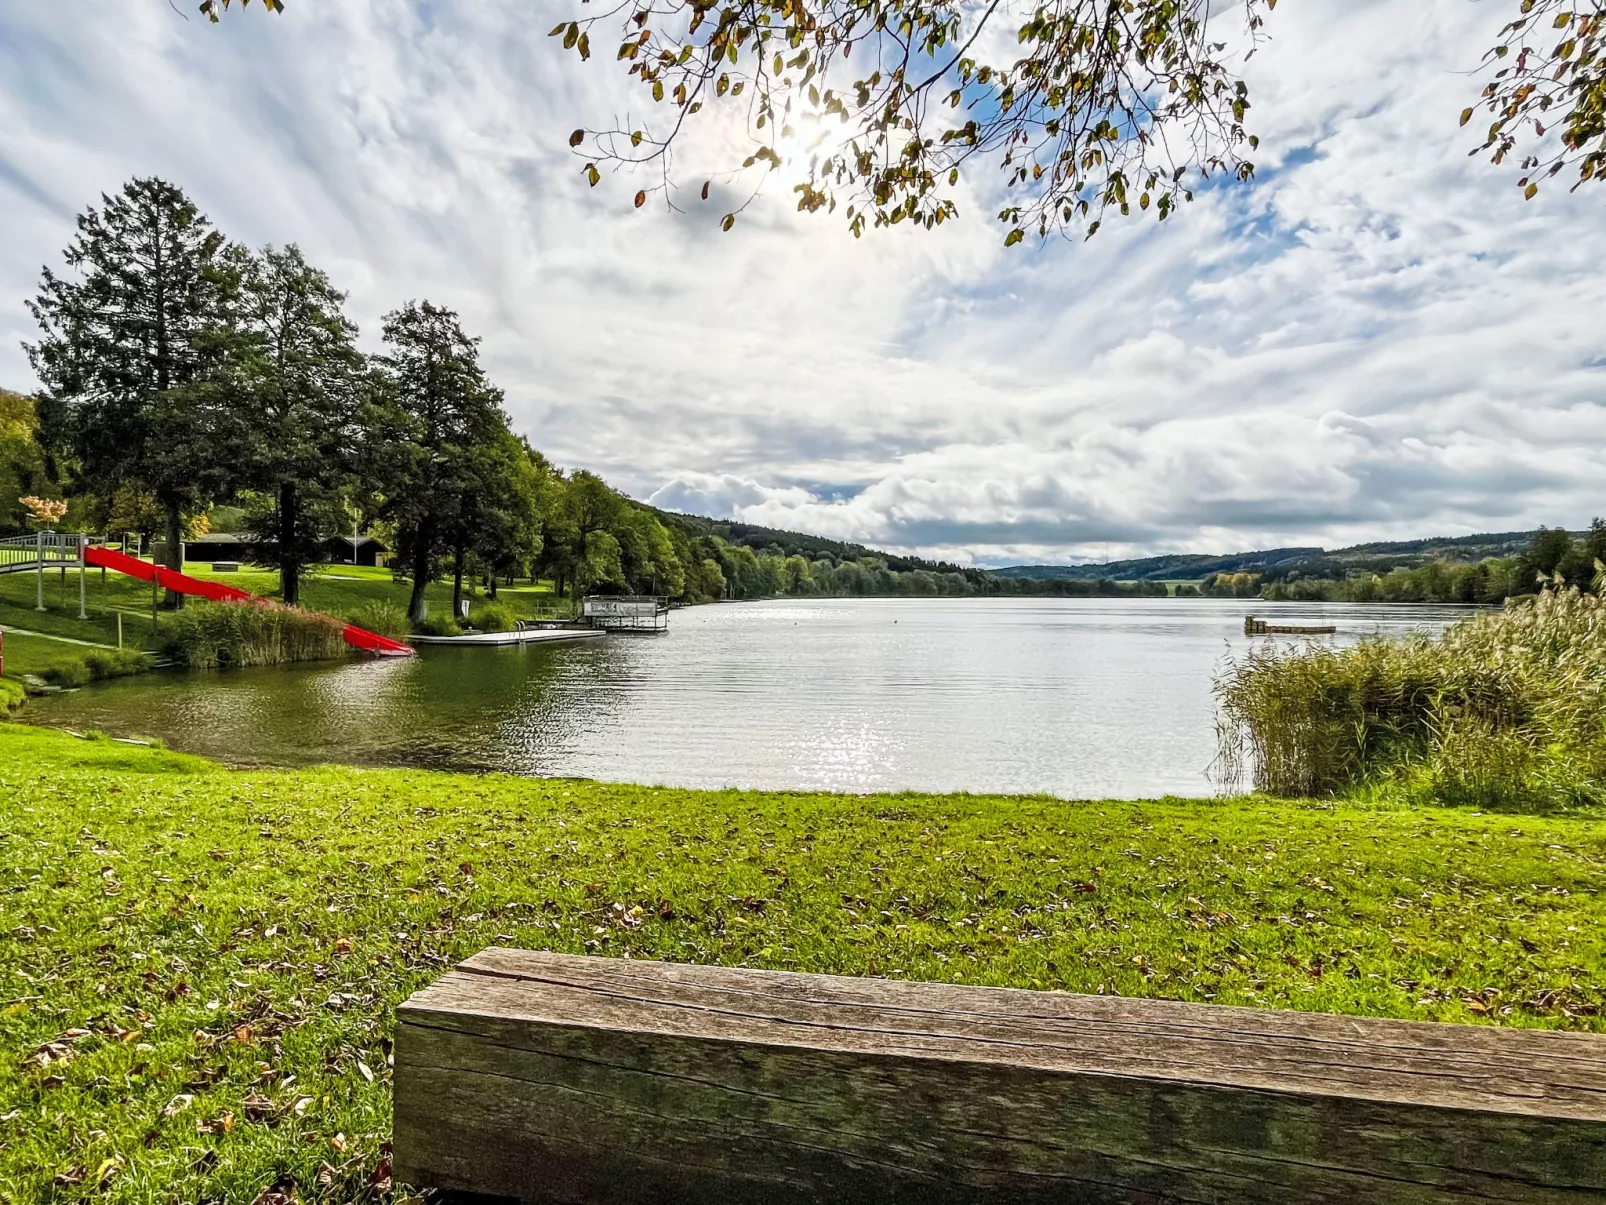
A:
[
  {"left": 1244, "top": 617, "right": 1337, "bottom": 636},
  {"left": 410, "top": 628, "right": 606, "bottom": 647}
]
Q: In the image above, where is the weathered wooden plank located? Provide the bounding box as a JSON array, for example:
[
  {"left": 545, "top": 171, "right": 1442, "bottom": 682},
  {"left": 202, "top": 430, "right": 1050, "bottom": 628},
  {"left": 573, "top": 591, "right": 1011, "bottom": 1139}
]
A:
[{"left": 394, "top": 949, "right": 1606, "bottom": 1204}]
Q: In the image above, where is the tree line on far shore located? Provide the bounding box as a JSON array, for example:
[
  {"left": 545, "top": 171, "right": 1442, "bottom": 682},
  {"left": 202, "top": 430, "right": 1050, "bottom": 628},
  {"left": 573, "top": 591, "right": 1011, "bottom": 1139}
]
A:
[{"left": 1202, "top": 523, "right": 1606, "bottom": 604}]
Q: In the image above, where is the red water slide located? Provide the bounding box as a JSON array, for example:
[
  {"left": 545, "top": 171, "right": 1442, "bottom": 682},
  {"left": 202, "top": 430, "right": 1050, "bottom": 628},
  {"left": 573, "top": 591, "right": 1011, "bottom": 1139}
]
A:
[{"left": 83, "top": 546, "right": 414, "bottom": 657}]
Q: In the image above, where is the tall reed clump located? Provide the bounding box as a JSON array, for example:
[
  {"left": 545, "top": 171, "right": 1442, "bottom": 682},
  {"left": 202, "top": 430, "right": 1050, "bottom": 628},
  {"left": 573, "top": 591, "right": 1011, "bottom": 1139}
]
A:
[
  {"left": 164, "top": 600, "right": 349, "bottom": 669},
  {"left": 347, "top": 600, "right": 410, "bottom": 641},
  {"left": 1216, "top": 584, "right": 1606, "bottom": 810}
]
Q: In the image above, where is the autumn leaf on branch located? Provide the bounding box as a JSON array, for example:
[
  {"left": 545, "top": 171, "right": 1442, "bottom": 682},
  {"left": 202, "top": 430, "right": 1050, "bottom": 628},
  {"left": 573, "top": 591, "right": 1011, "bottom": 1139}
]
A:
[
  {"left": 554, "top": 0, "right": 1274, "bottom": 242},
  {"left": 198, "top": 0, "right": 284, "bottom": 22},
  {"left": 1465, "top": 0, "right": 1606, "bottom": 200}
]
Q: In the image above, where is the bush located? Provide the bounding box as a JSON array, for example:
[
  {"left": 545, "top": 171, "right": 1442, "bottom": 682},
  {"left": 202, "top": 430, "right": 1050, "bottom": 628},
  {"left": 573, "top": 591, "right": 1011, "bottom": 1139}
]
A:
[
  {"left": 1216, "top": 585, "right": 1606, "bottom": 809},
  {"left": 41, "top": 660, "right": 92, "bottom": 688},
  {"left": 467, "top": 601, "right": 518, "bottom": 633},
  {"left": 165, "top": 600, "right": 349, "bottom": 669},
  {"left": 348, "top": 600, "right": 410, "bottom": 641},
  {"left": 81, "top": 647, "right": 152, "bottom": 681},
  {"left": 412, "top": 613, "right": 462, "bottom": 637}
]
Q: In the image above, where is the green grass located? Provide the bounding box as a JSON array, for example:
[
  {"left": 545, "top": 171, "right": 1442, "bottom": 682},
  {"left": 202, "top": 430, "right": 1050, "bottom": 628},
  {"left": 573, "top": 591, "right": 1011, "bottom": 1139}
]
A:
[
  {"left": 0, "top": 563, "right": 567, "bottom": 657},
  {"left": 0, "top": 723, "right": 1603, "bottom": 1203},
  {"left": 0, "top": 631, "right": 150, "bottom": 692}
]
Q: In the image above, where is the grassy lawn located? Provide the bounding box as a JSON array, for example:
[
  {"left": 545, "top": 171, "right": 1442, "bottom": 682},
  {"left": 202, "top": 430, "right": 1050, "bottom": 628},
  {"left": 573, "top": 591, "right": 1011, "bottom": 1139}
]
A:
[
  {"left": 0, "top": 722, "right": 1603, "bottom": 1202},
  {"left": 0, "top": 565, "right": 568, "bottom": 686}
]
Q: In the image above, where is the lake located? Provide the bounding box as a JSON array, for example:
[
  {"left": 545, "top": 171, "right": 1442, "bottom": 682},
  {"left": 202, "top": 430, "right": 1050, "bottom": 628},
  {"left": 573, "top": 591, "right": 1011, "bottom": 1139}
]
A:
[{"left": 26, "top": 597, "right": 1474, "bottom": 798}]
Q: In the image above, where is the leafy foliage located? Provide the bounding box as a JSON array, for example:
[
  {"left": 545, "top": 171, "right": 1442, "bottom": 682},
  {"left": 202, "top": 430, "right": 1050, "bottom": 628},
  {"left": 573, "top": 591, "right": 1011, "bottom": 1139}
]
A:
[
  {"left": 559, "top": 0, "right": 1271, "bottom": 241},
  {"left": 1465, "top": 0, "right": 1606, "bottom": 198},
  {"left": 0, "top": 389, "right": 48, "bottom": 533}
]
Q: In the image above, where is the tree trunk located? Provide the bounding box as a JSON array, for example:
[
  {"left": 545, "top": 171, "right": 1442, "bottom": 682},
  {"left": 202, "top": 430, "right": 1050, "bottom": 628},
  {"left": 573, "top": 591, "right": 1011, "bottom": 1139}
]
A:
[
  {"left": 162, "top": 498, "right": 183, "bottom": 610},
  {"left": 279, "top": 480, "right": 299, "bottom": 607},
  {"left": 407, "top": 533, "right": 432, "bottom": 625}
]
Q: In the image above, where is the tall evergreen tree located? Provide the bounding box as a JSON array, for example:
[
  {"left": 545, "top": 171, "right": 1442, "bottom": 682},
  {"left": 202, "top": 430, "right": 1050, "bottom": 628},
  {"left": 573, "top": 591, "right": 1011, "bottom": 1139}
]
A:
[
  {"left": 25, "top": 177, "right": 236, "bottom": 605},
  {"left": 233, "top": 245, "right": 363, "bottom": 605},
  {"left": 369, "top": 301, "right": 508, "bottom": 624}
]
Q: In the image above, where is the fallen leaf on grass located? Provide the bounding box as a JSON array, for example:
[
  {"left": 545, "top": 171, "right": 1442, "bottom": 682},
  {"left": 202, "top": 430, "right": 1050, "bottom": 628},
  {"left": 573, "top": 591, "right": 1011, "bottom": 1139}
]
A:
[
  {"left": 162, "top": 1093, "right": 194, "bottom": 1118},
  {"left": 54, "top": 1165, "right": 86, "bottom": 1186}
]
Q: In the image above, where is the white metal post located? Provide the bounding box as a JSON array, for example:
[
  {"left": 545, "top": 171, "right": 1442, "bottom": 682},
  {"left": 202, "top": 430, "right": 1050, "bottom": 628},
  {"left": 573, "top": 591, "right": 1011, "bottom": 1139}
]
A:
[
  {"left": 78, "top": 535, "right": 87, "bottom": 620},
  {"left": 35, "top": 530, "right": 44, "bottom": 611}
]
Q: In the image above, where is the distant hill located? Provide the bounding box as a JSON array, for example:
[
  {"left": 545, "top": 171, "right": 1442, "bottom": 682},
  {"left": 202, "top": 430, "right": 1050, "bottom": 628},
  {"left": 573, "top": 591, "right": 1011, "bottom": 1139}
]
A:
[
  {"left": 994, "top": 531, "right": 1541, "bottom": 583},
  {"left": 648, "top": 503, "right": 1550, "bottom": 586},
  {"left": 649, "top": 509, "right": 989, "bottom": 581}
]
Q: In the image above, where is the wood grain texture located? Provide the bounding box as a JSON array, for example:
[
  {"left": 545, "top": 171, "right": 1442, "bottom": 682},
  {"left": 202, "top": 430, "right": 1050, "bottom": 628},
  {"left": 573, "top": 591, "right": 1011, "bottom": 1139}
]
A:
[{"left": 394, "top": 949, "right": 1606, "bottom": 1204}]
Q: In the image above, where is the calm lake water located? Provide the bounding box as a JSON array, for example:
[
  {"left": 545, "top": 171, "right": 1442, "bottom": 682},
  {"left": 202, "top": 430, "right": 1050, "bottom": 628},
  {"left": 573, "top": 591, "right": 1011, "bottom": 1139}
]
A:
[{"left": 27, "top": 597, "right": 1474, "bottom": 798}]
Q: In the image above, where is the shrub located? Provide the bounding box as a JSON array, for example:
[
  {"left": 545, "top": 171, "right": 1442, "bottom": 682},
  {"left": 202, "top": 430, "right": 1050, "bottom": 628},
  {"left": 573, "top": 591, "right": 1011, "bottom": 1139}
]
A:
[
  {"left": 81, "top": 647, "right": 152, "bottom": 681},
  {"left": 165, "top": 600, "right": 349, "bottom": 669},
  {"left": 412, "top": 613, "right": 462, "bottom": 637},
  {"left": 348, "top": 600, "right": 410, "bottom": 641},
  {"left": 40, "top": 660, "right": 92, "bottom": 688},
  {"left": 1216, "top": 585, "right": 1606, "bottom": 810},
  {"left": 467, "top": 601, "right": 518, "bottom": 633}
]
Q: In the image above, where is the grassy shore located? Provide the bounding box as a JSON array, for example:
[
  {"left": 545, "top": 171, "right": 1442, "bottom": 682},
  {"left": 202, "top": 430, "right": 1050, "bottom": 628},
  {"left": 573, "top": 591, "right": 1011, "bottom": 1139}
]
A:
[
  {"left": 0, "top": 563, "right": 565, "bottom": 697},
  {"left": 1, "top": 723, "right": 1603, "bottom": 1202}
]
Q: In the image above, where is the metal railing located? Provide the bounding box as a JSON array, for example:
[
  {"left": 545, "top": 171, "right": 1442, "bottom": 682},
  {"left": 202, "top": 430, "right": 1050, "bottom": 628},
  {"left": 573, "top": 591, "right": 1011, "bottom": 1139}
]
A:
[
  {"left": 0, "top": 532, "right": 93, "bottom": 575},
  {"left": 0, "top": 532, "right": 102, "bottom": 615}
]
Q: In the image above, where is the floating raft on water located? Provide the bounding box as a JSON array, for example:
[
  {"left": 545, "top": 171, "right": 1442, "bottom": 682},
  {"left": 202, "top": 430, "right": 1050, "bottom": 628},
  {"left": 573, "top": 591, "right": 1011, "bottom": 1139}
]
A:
[{"left": 1245, "top": 616, "right": 1337, "bottom": 636}]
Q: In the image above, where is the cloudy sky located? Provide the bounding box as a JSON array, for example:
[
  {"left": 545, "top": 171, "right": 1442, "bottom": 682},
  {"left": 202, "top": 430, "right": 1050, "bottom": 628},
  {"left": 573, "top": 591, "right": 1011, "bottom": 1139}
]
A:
[{"left": 1, "top": 1, "right": 1602, "bottom": 567}]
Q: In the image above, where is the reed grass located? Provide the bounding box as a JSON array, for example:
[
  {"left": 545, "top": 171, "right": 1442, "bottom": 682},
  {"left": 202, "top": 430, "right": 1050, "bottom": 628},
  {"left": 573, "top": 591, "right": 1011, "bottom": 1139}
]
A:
[
  {"left": 163, "top": 600, "right": 349, "bottom": 669},
  {"left": 1216, "top": 583, "right": 1606, "bottom": 809},
  {"left": 346, "top": 599, "right": 410, "bottom": 641},
  {"left": 467, "top": 600, "right": 518, "bottom": 632}
]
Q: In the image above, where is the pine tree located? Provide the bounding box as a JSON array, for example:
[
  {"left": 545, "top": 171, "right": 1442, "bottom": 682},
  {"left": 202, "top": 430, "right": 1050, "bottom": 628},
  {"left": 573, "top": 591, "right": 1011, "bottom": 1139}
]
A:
[
  {"left": 26, "top": 177, "right": 237, "bottom": 605},
  {"left": 368, "top": 301, "right": 508, "bottom": 624},
  {"left": 234, "top": 245, "right": 364, "bottom": 606}
]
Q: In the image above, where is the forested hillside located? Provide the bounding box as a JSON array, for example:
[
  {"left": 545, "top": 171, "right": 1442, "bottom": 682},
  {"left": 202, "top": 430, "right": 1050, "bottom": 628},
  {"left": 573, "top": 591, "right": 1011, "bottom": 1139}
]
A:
[{"left": 997, "top": 531, "right": 1541, "bottom": 584}]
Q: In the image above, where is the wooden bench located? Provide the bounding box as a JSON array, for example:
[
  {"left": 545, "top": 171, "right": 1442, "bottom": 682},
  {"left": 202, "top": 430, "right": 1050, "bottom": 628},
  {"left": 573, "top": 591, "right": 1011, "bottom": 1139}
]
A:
[{"left": 395, "top": 949, "right": 1606, "bottom": 1203}]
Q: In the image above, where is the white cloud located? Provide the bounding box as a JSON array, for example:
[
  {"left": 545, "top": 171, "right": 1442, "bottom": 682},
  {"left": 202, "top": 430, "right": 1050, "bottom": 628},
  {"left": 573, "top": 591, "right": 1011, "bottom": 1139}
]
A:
[{"left": 1, "top": 0, "right": 1602, "bottom": 566}]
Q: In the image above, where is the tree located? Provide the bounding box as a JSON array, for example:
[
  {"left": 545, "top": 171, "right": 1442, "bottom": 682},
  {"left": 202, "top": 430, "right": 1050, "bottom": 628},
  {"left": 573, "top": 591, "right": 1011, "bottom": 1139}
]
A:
[
  {"left": 451, "top": 428, "right": 543, "bottom": 613},
  {"left": 0, "top": 389, "right": 48, "bottom": 533},
  {"left": 368, "top": 301, "right": 509, "bottom": 625},
  {"left": 26, "top": 178, "right": 237, "bottom": 605},
  {"left": 233, "top": 245, "right": 364, "bottom": 605}
]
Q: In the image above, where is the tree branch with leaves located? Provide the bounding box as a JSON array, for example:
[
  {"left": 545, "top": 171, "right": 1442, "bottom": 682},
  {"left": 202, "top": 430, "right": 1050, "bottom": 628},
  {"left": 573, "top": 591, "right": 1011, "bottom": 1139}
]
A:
[{"left": 557, "top": 0, "right": 1272, "bottom": 241}]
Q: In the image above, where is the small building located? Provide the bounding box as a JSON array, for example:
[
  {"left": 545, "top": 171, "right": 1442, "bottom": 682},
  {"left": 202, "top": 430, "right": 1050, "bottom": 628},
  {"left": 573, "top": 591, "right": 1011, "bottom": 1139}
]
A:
[
  {"left": 324, "top": 534, "right": 389, "bottom": 567},
  {"left": 582, "top": 595, "right": 669, "bottom": 633}
]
